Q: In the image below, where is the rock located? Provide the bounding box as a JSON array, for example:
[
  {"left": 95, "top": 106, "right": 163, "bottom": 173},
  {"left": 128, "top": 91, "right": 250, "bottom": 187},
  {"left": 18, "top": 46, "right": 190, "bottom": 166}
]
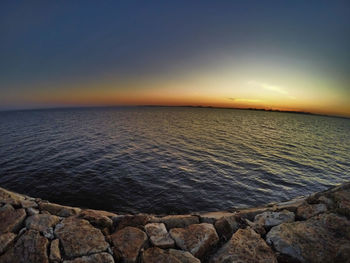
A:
[
  {"left": 157, "top": 215, "right": 199, "bottom": 229},
  {"left": 266, "top": 213, "right": 350, "bottom": 263},
  {"left": 0, "top": 205, "right": 26, "bottom": 234},
  {"left": 332, "top": 189, "right": 350, "bottom": 217},
  {"left": 274, "top": 197, "right": 307, "bottom": 213},
  {"left": 25, "top": 214, "right": 60, "bottom": 238},
  {"left": 111, "top": 226, "right": 147, "bottom": 263},
  {"left": 210, "top": 228, "right": 277, "bottom": 263},
  {"left": 20, "top": 199, "right": 37, "bottom": 209},
  {"left": 79, "top": 209, "right": 113, "bottom": 229},
  {"left": 214, "top": 215, "right": 241, "bottom": 240},
  {"left": 142, "top": 247, "right": 181, "bottom": 263},
  {"left": 54, "top": 217, "right": 109, "bottom": 258},
  {"left": 235, "top": 206, "right": 274, "bottom": 221},
  {"left": 199, "top": 211, "right": 234, "bottom": 224},
  {"left": 0, "top": 232, "right": 16, "bottom": 254},
  {"left": 0, "top": 187, "right": 25, "bottom": 206},
  {"left": 62, "top": 252, "right": 114, "bottom": 263},
  {"left": 145, "top": 223, "right": 174, "bottom": 248},
  {"left": 115, "top": 214, "right": 152, "bottom": 230},
  {"left": 296, "top": 203, "right": 327, "bottom": 220},
  {"left": 49, "top": 239, "right": 61, "bottom": 262},
  {"left": 169, "top": 223, "right": 219, "bottom": 259},
  {"left": 254, "top": 209, "right": 295, "bottom": 227},
  {"left": 26, "top": 207, "right": 39, "bottom": 216},
  {"left": 39, "top": 202, "right": 81, "bottom": 217},
  {"left": 0, "top": 230, "right": 49, "bottom": 263},
  {"left": 168, "top": 249, "right": 201, "bottom": 263},
  {"left": 245, "top": 219, "right": 266, "bottom": 235}
]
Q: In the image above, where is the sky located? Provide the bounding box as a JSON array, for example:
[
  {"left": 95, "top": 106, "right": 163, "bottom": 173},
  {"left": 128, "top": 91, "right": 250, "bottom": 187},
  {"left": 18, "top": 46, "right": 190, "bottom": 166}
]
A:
[{"left": 1, "top": 1, "right": 350, "bottom": 116}]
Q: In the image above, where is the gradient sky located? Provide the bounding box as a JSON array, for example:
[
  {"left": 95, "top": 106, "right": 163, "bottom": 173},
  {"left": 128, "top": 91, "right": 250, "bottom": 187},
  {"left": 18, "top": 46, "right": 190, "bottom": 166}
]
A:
[{"left": 1, "top": 1, "right": 350, "bottom": 116}]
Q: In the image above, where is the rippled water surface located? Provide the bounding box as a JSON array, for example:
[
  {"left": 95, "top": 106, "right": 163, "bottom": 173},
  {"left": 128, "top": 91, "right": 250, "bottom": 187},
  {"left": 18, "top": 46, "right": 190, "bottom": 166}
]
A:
[{"left": 0, "top": 107, "right": 349, "bottom": 214}]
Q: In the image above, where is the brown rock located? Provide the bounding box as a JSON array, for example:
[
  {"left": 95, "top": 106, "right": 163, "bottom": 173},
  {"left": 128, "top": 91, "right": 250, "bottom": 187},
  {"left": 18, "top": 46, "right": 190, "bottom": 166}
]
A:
[
  {"left": 0, "top": 232, "right": 16, "bottom": 254},
  {"left": 157, "top": 215, "right": 199, "bottom": 229},
  {"left": 49, "top": 239, "right": 61, "bottom": 262},
  {"left": 62, "top": 252, "right": 114, "bottom": 263},
  {"left": 0, "top": 230, "right": 49, "bottom": 263},
  {"left": 274, "top": 197, "right": 307, "bottom": 213},
  {"left": 26, "top": 207, "right": 39, "bottom": 216},
  {"left": 54, "top": 217, "right": 109, "bottom": 258},
  {"left": 210, "top": 228, "right": 277, "bottom": 263},
  {"left": 333, "top": 190, "right": 350, "bottom": 216},
  {"left": 214, "top": 215, "right": 240, "bottom": 240},
  {"left": 169, "top": 223, "right": 219, "bottom": 259},
  {"left": 0, "top": 205, "right": 26, "bottom": 234},
  {"left": 168, "top": 249, "right": 201, "bottom": 263},
  {"left": 116, "top": 214, "right": 152, "bottom": 230},
  {"left": 143, "top": 247, "right": 181, "bottom": 263},
  {"left": 145, "top": 223, "right": 174, "bottom": 248},
  {"left": 254, "top": 209, "right": 295, "bottom": 227},
  {"left": 266, "top": 213, "right": 350, "bottom": 263},
  {"left": 111, "top": 226, "right": 147, "bottom": 263},
  {"left": 296, "top": 203, "right": 327, "bottom": 220},
  {"left": 199, "top": 211, "right": 234, "bottom": 224},
  {"left": 25, "top": 214, "right": 60, "bottom": 236},
  {"left": 79, "top": 209, "right": 113, "bottom": 229},
  {"left": 0, "top": 187, "right": 25, "bottom": 206},
  {"left": 39, "top": 202, "right": 81, "bottom": 217},
  {"left": 20, "top": 199, "right": 37, "bottom": 209},
  {"left": 235, "top": 206, "right": 274, "bottom": 221}
]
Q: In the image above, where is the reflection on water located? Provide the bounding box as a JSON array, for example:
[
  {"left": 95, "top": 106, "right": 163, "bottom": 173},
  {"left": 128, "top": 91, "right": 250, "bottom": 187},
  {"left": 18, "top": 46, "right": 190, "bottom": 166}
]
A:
[{"left": 0, "top": 107, "right": 349, "bottom": 214}]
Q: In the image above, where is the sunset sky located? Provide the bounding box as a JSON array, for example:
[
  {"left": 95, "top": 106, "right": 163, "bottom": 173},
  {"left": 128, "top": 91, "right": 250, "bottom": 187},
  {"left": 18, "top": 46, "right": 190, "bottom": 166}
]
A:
[{"left": 1, "top": 1, "right": 349, "bottom": 116}]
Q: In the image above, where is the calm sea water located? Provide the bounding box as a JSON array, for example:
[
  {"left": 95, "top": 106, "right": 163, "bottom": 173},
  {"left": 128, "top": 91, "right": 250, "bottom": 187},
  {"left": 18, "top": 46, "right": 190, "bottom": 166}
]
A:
[{"left": 0, "top": 107, "right": 349, "bottom": 214}]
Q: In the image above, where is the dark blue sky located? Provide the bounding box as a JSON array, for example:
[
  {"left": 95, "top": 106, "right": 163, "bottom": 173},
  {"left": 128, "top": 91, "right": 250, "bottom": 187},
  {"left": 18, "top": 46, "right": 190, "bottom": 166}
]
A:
[{"left": 1, "top": 1, "right": 349, "bottom": 114}]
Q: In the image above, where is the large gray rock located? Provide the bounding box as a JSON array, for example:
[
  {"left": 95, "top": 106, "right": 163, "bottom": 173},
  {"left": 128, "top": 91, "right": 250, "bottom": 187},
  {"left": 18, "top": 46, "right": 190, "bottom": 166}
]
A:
[
  {"left": 169, "top": 223, "right": 219, "bottom": 259},
  {"left": 25, "top": 214, "right": 60, "bottom": 239},
  {"left": 39, "top": 202, "right": 81, "bottom": 217},
  {"left": 145, "top": 223, "right": 174, "bottom": 248},
  {"left": 111, "top": 226, "right": 147, "bottom": 263},
  {"left": 0, "top": 230, "right": 49, "bottom": 263},
  {"left": 54, "top": 217, "right": 109, "bottom": 258},
  {"left": 254, "top": 209, "right": 295, "bottom": 227},
  {"left": 266, "top": 213, "right": 350, "bottom": 263},
  {"left": 210, "top": 228, "right": 277, "bottom": 263},
  {"left": 63, "top": 252, "right": 114, "bottom": 263},
  {"left": 0, "top": 205, "right": 26, "bottom": 234},
  {"left": 0, "top": 232, "right": 16, "bottom": 254}
]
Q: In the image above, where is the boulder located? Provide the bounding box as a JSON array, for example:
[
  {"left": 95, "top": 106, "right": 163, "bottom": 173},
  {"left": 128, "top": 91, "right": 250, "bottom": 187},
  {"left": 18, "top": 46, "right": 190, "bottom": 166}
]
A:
[
  {"left": 157, "top": 215, "right": 199, "bottom": 229},
  {"left": 0, "top": 230, "right": 49, "bottom": 263},
  {"left": 49, "top": 239, "right": 61, "bottom": 262},
  {"left": 274, "top": 197, "right": 307, "bottom": 213},
  {"left": 199, "top": 211, "right": 234, "bottom": 224},
  {"left": 254, "top": 209, "right": 295, "bottom": 227},
  {"left": 79, "top": 209, "right": 113, "bottom": 229},
  {"left": 20, "top": 199, "right": 37, "bottom": 209},
  {"left": 62, "top": 252, "right": 114, "bottom": 263},
  {"left": 0, "top": 205, "right": 26, "bottom": 234},
  {"left": 26, "top": 207, "right": 39, "bottom": 216},
  {"left": 0, "top": 187, "right": 25, "bottom": 206},
  {"left": 169, "top": 223, "right": 219, "bottom": 259},
  {"left": 214, "top": 215, "right": 240, "bottom": 240},
  {"left": 54, "top": 217, "right": 109, "bottom": 258},
  {"left": 115, "top": 214, "right": 152, "bottom": 230},
  {"left": 110, "top": 226, "right": 147, "bottom": 263},
  {"left": 168, "top": 249, "right": 201, "bottom": 263},
  {"left": 144, "top": 223, "right": 174, "bottom": 248},
  {"left": 25, "top": 214, "right": 60, "bottom": 239},
  {"left": 39, "top": 202, "right": 81, "bottom": 217},
  {"left": 142, "top": 247, "right": 181, "bottom": 263},
  {"left": 210, "top": 228, "right": 277, "bottom": 263},
  {"left": 0, "top": 232, "right": 16, "bottom": 254},
  {"left": 296, "top": 203, "right": 327, "bottom": 220},
  {"left": 266, "top": 213, "right": 350, "bottom": 263},
  {"left": 332, "top": 190, "right": 350, "bottom": 216}
]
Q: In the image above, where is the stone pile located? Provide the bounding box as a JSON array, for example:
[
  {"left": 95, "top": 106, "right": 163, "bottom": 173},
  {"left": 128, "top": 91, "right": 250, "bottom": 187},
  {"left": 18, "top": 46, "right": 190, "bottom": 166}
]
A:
[{"left": 0, "top": 182, "right": 349, "bottom": 263}]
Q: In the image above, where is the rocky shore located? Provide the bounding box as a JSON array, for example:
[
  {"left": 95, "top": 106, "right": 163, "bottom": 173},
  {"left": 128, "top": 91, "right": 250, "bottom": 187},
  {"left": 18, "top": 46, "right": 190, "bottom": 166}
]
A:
[{"left": 0, "top": 182, "right": 350, "bottom": 263}]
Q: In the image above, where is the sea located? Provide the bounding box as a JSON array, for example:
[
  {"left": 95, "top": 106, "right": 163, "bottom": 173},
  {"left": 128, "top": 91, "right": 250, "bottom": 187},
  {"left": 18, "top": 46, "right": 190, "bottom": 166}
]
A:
[{"left": 0, "top": 106, "right": 349, "bottom": 214}]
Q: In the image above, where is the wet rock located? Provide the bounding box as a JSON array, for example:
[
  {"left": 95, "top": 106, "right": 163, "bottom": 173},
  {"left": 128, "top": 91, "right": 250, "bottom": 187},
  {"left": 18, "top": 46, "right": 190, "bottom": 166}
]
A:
[
  {"left": 168, "top": 249, "right": 201, "bottom": 263},
  {"left": 266, "top": 213, "right": 350, "bottom": 263},
  {"left": 0, "top": 187, "right": 25, "bottom": 206},
  {"left": 111, "top": 226, "right": 147, "bottom": 263},
  {"left": 210, "top": 228, "right": 277, "bottom": 263},
  {"left": 79, "top": 209, "right": 113, "bottom": 229},
  {"left": 214, "top": 215, "right": 240, "bottom": 240},
  {"left": 63, "top": 252, "right": 114, "bottom": 263},
  {"left": 199, "top": 211, "right": 234, "bottom": 224},
  {"left": 25, "top": 214, "right": 60, "bottom": 239},
  {"left": 39, "top": 202, "right": 81, "bottom": 217},
  {"left": 145, "top": 223, "right": 174, "bottom": 248},
  {"left": 0, "top": 230, "right": 49, "bottom": 263},
  {"left": 169, "top": 223, "right": 219, "bottom": 259},
  {"left": 26, "top": 207, "right": 39, "bottom": 216},
  {"left": 296, "top": 203, "right": 327, "bottom": 220},
  {"left": 157, "top": 215, "right": 199, "bottom": 229},
  {"left": 49, "top": 239, "right": 61, "bottom": 262},
  {"left": 116, "top": 214, "right": 152, "bottom": 230},
  {"left": 0, "top": 205, "right": 26, "bottom": 234},
  {"left": 54, "top": 217, "right": 109, "bottom": 258},
  {"left": 143, "top": 247, "right": 181, "bottom": 263},
  {"left": 254, "top": 209, "right": 295, "bottom": 227},
  {"left": 0, "top": 232, "right": 16, "bottom": 254}
]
